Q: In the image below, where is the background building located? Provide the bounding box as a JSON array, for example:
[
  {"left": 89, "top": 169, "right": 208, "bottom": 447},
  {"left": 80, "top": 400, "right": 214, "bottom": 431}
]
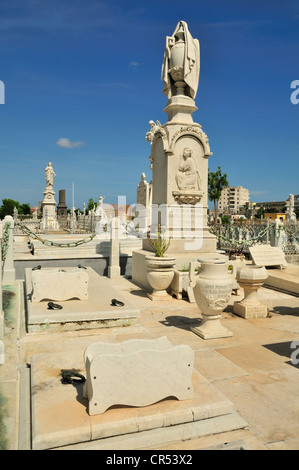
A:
[{"left": 218, "top": 186, "right": 250, "bottom": 214}]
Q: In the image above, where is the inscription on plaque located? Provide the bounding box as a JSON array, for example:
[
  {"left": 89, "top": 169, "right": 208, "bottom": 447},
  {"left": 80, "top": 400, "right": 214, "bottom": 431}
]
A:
[{"left": 249, "top": 245, "right": 287, "bottom": 268}]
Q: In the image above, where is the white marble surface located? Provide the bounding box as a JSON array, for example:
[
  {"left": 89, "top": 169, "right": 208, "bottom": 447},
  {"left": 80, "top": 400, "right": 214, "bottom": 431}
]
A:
[
  {"left": 84, "top": 337, "right": 194, "bottom": 415},
  {"left": 31, "top": 267, "right": 89, "bottom": 302},
  {"left": 249, "top": 245, "right": 287, "bottom": 268}
]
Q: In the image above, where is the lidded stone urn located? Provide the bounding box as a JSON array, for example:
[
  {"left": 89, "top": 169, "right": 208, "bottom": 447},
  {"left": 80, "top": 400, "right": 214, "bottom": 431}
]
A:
[
  {"left": 168, "top": 23, "right": 186, "bottom": 94},
  {"left": 233, "top": 265, "right": 268, "bottom": 319},
  {"left": 189, "top": 257, "right": 234, "bottom": 339}
]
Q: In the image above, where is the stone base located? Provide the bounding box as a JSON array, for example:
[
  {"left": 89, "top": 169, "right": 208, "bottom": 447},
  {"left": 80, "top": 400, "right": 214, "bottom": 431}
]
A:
[
  {"left": 191, "top": 315, "right": 233, "bottom": 340},
  {"left": 30, "top": 348, "right": 247, "bottom": 450},
  {"left": 147, "top": 289, "right": 172, "bottom": 301},
  {"left": 108, "top": 265, "right": 121, "bottom": 279},
  {"left": 233, "top": 302, "right": 268, "bottom": 319}
]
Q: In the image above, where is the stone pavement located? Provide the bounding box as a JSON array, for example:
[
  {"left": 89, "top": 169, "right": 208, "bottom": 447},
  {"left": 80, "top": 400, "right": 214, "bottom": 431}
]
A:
[{"left": 1, "top": 273, "right": 299, "bottom": 450}]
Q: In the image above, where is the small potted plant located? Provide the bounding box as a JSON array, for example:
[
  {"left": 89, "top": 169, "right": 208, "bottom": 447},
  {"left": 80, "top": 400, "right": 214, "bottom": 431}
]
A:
[{"left": 145, "top": 225, "right": 176, "bottom": 300}]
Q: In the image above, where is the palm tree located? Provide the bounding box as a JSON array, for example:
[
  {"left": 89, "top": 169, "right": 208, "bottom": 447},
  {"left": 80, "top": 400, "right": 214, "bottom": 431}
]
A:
[{"left": 208, "top": 166, "right": 228, "bottom": 225}]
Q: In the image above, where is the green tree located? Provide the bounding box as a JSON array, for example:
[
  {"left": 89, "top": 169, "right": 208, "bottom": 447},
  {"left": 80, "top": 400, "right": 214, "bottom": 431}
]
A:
[
  {"left": 208, "top": 166, "right": 228, "bottom": 224},
  {"left": 87, "top": 198, "right": 96, "bottom": 212},
  {"left": 221, "top": 215, "right": 230, "bottom": 225},
  {"left": 19, "top": 203, "right": 31, "bottom": 215},
  {"left": 254, "top": 207, "right": 266, "bottom": 219},
  {"left": 0, "top": 199, "right": 31, "bottom": 219},
  {"left": 0, "top": 199, "right": 20, "bottom": 218}
]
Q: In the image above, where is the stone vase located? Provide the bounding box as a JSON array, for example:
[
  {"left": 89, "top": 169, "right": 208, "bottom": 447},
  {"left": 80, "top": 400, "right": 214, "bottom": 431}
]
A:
[
  {"left": 233, "top": 265, "right": 268, "bottom": 319},
  {"left": 145, "top": 255, "right": 176, "bottom": 301},
  {"left": 189, "top": 257, "right": 234, "bottom": 339}
]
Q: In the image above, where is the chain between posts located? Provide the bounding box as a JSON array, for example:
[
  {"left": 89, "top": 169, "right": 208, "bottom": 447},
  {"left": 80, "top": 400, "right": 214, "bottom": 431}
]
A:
[
  {"left": 281, "top": 225, "right": 299, "bottom": 243},
  {"left": 209, "top": 223, "right": 273, "bottom": 250},
  {"left": 11, "top": 221, "right": 299, "bottom": 251},
  {"left": 16, "top": 222, "right": 96, "bottom": 247},
  {"left": 210, "top": 222, "right": 299, "bottom": 252}
]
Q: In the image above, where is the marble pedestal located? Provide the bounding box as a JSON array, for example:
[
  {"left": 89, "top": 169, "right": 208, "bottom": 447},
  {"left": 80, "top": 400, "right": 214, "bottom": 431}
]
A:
[
  {"left": 233, "top": 266, "right": 269, "bottom": 319},
  {"left": 191, "top": 315, "right": 233, "bottom": 340},
  {"left": 42, "top": 186, "right": 60, "bottom": 231}
]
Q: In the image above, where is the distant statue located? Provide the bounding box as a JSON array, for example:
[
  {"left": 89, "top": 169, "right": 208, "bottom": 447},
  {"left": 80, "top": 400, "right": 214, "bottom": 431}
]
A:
[
  {"left": 95, "top": 196, "right": 106, "bottom": 217},
  {"left": 287, "top": 194, "right": 296, "bottom": 223},
  {"left": 162, "top": 21, "right": 200, "bottom": 100},
  {"left": 175, "top": 147, "right": 200, "bottom": 191},
  {"left": 98, "top": 196, "right": 105, "bottom": 206},
  {"left": 45, "top": 162, "right": 56, "bottom": 187}
]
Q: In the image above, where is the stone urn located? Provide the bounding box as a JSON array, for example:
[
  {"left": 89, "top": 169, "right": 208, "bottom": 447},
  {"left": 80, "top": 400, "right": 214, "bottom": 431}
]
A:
[
  {"left": 145, "top": 255, "right": 176, "bottom": 301},
  {"left": 189, "top": 257, "right": 234, "bottom": 339},
  {"left": 233, "top": 265, "right": 268, "bottom": 319},
  {"left": 168, "top": 24, "right": 186, "bottom": 94}
]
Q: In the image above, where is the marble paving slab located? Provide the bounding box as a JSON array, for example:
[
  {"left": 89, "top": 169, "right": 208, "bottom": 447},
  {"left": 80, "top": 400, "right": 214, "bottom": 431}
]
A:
[
  {"left": 30, "top": 347, "right": 247, "bottom": 450},
  {"left": 25, "top": 267, "right": 140, "bottom": 332}
]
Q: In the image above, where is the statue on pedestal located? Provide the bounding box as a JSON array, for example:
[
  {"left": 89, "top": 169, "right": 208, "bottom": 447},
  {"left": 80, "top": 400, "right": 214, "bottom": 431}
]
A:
[{"left": 45, "top": 162, "right": 56, "bottom": 187}]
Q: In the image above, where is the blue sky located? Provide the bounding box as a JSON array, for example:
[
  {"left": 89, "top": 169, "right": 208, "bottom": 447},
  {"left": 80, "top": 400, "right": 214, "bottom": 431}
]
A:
[{"left": 0, "top": 0, "right": 298, "bottom": 210}]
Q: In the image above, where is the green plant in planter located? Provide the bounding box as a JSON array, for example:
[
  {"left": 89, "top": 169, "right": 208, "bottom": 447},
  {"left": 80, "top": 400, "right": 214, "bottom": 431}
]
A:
[{"left": 148, "top": 224, "right": 171, "bottom": 257}]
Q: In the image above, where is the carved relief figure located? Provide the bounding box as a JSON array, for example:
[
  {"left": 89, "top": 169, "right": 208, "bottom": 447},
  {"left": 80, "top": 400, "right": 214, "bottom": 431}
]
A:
[
  {"left": 162, "top": 21, "right": 200, "bottom": 100},
  {"left": 175, "top": 147, "right": 200, "bottom": 191},
  {"left": 137, "top": 173, "right": 149, "bottom": 206},
  {"left": 45, "top": 162, "right": 56, "bottom": 187}
]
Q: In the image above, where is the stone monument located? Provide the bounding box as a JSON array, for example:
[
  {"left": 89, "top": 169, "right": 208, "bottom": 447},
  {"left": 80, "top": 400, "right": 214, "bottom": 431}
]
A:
[
  {"left": 286, "top": 194, "right": 297, "bottom": 224},
  {"left": 41, "top": 162, "right": 60, "bottom": 231},
  {"left": 135, "top": 173, "right": 152, "bottom": 236},
  {"left": 57, "top": 189, "right": 68, "bottom": 228},
  {"left": 132, "top": 21, "right": 218, "bottom": 290}
]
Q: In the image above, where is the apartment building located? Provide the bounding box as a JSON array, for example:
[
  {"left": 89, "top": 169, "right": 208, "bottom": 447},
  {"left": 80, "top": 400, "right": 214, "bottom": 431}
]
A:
[{"left": 218, "top": 186, "right": 250, "bottom": 214}]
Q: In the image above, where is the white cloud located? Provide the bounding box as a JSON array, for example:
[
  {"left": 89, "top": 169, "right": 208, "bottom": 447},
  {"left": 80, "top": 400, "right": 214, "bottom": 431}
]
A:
[
  {"left": 129, "top": 60, "right": 139, "bottom": 67},
  {"left": 56, "top": 137, "right": 84, "bottom": 149},
  {"left": 249, "top": 190, "right": 268, "bottom": 196}
]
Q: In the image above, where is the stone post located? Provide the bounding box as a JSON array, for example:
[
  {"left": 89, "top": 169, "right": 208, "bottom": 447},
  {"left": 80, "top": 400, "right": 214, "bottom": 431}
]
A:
[
  {"left": 13, "top": 206, "right": 18, "bottom": 234},
  {"left": 271, "top": 219, "right": 283, "bottom": 248},
  {"left": 2, "top": 215, "right": 16, "bottom": 284},
  {"left": 108, "top": 217, "right": 120, "bottom": 279},
  {"left": 266, "top": 220, "right": 270, "bottom": 244},
  {"left": 70, "top": 209, "right": 74, "bottom": 234}
]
